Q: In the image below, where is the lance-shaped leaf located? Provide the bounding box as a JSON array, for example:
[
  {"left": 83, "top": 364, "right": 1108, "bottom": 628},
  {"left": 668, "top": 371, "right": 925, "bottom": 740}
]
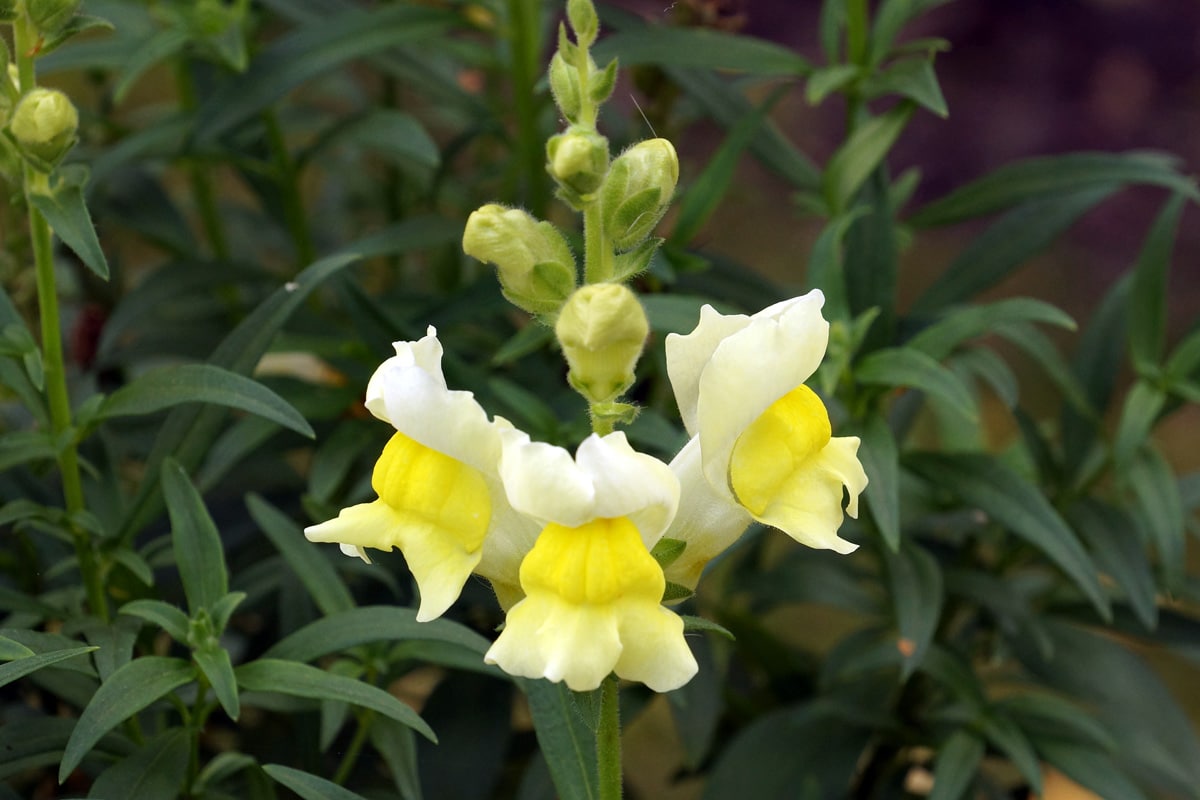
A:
[
  {"left": 1129, "top": 193, "right": 1186, "bottom": 371},
  {"left": 856, "top": 346, "right": 977, "bottom": 420},
  {"left": 161, "top": 459, "right": 228, "bottom": 614},
  {"left": 263, "top": 764, "right": 370, "bottom": 800},
  {"left": 0, "top": 646, "right": 98, "bottom": 690},
  {"left": 247, "top": 494, "right": 354, "bottom": 617},
  {"left": 592, "top": 25, "right": 810, "bottom": 75},
  {"left": 881, "top": 540, "right": 942, "bottom": 679},
  {"left": 928, "top": 729, "right": 984, "bottom": 800},
  {"left": 88, "top": 729, "right": 189, "bottom": 800},
  {"left": 29, "top": 165, "right": 108, "bottom": 280},
  {"left": 520, "top": 679, "right": 599, "bottom": 800},
  {"left": 823, "top": 103, "right": 915, "bottom": 214},
  {"left": 907, "top": 298, "right": 1076, "bottom": 361}
]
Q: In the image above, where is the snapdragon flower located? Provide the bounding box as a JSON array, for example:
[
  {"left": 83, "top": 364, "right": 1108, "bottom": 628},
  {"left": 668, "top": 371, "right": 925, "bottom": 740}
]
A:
[
  {"left": 304, "top": 328, "right": 538, "bottom": 621},
  {"left": 484, "top": 429, "right": 698, "bottom": 692},
  {"left": 663, "top": 290, "right": 868, "bottom": 589}
]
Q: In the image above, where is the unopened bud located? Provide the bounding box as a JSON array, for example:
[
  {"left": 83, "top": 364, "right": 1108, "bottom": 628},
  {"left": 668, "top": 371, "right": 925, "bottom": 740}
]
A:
[
  {"left": 463, "top": 204, "right": 576, "bottom": 315},
  {"left": 10, "top": 88, "right": 78, "bottom": 170},
  {"left": 27, "top": 0, "right": 81, "bottom": 35},
  {"left": 547, "top": 127, "right": 609, "bottom": 200},
  {"left": 600, "top": 138, "right": 678, "bottom": 251},
  {"left": 566, "top": 0, "right": 599, "bottom": 46},
  {"left": 555, "top": 283, "right": 649, "bottom": 404}
]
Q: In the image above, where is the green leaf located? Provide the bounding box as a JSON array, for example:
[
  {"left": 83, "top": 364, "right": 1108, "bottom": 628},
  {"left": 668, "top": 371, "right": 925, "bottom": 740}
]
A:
[
  {"left": 0, "top": 646, "right": 98, "bottom": 690},
  {"left": 1165, "top": 326, "right": 1200, "bottom": 380},
  {"left": 312, "top": 109, "right": 439, "bottom": 173},
  {"left": 856, "top": 415, "right": 900, "bottom": 549},
  {"left": 905, "top": 453, "right": 1110, "bottom": 619},
  {"left": 162, "top": 459, "right": 228, "bottom": 614},
  {"left": 592, "top": 25, "right": 810, "bottom": 75},
  {"left": 59, "top": 656, "right": 195, "bottom": 782},
  {"left": 908, "top": 298, "right": 1077, "bottom": 361},
  {"left": 995, "top": 321, "right": 1093, "bottom": 415},
  {"left": 909, "top": 151, "right": 1199, "bottom": 228},
  {"left": 101, "top": 364, "right": 314, "bottom": 438},
  {"left": 29, "top": 165, "right": 109, "bottom": 280},
  {"left": 979, "top": 712, "right": 1043, "bottom": 795},
  {"left": 823, "top": 103, "right": 915, "bottom": 214},
  {"left": 863, "top": 58, "right": 947, "bottom": 117},
  {"left": 367, "top": 716, "right": 423, "bottom": 800},
  {"left": 193, "top": 6, "right": 456, "bottom": 143},
  {"left": 680, "top": 615, "right": 735, "bottom": 640},
  {"left": 1126, "top": 447, "right": 1185, "bottom": 589},
  {"left": 843, "top": 171, "right": 899, "bottom": 343},
  {"left": 247, "top": 494, "right": 354, "bottom": 617},
  {"left": 236, "top": 659, "right": 435, "bottom": 742},
  {"left": 1068, "top": 501, "right": 1158, "bottom": 630},
  {"left": 806, "top": 209, "right": 868, "bottom": 322},
  {"left": 1038, "top": 741, "right": 1150, "bottom": 800},
  {"left": 881, "top": 541, "right": 942, "bottom": 679},
  {"left": 111, "top": 29, "right": 190, "bottom": 104},
  {"left": 952, "top": 347, "right": 1018, "bottom": 408},
  {"left": 912, "top": 185, "right": 1116, "bottom": 312},
  {"left": 870, "top": 0, "right": 954, "bottom": 65},
  {"left": 262, "top": 764, "right": 369, "bottom": 800},
  {"left": 928, "top": 729, "right": 984, "bottom": 800},
  {"left": 0, "top": 430, "right": 58, "bottom": 471},
  {"left": 1129, "top": 193, "right": 1185, "bottom": 370},
  {"left": 119, "top": 600, "right": 191, "bottom": 643},
  {"left": 0, "top": 635, "right": 35, "bottom": 660},
  {"left": 995, "top": 691, "right": 1116, "bottom": 751},
  {"left": 856, "top": 347, "right": 977, "bottom": 420},
  {"left": 1112, "top": 380, "right": 1166, "bottom": 467},
  {"left": 520, "top": 679, "right": 598, "bottom": 800},
  {"left": 89, "top": 729, "right": 189, "bottom": 800},
  {"left": 194, "top": 643, "right": 240, "bottom": 721},
  {"left": 806, "top": 64, "right": 860, "bottom": 106}
]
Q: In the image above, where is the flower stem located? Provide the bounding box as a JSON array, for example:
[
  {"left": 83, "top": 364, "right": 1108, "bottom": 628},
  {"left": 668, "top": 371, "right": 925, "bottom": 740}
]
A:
[
  {"left": 175, "top": 61, "right": 230, "bottom": 261},
  {"left": 333, "top": 708, "right": 375, "bottom": 785},
  {"left": 263, "top": 110, "right": 316, "bottom": 268},
  {"left": 596, "top": 675, "right": 622, "bottom": 800}
]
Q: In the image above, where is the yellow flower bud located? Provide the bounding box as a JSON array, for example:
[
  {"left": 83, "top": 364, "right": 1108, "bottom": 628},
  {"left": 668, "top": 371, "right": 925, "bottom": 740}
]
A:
[
  {"left": 555, "top": 283, "right": 649, "bottom": 404},
  {"left": 546, "top": 127, "right": 609, "bottom": 201},
  {"left": 27, "top": 0, "right": 81, "bottom": 35},
  {"left": 463, "top": 204, "right": 576, "bottom": 315},
  {"left": 10, "top": 88, "right": 79, "bottom": 170},
  {"left": 601, "top": 138, "right": 678, "bottom": 251}
]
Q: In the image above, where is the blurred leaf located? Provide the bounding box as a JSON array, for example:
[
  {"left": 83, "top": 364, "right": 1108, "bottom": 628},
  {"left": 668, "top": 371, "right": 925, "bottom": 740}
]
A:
[
  {"left": 908, "top": 298, "right": 1076, "bottom": 361},
  {"left": 928, "top": 729, "right": 984, "bottom": 800},
  {"left": 806, "top": 208, "right": 868, "bottom": 322},
  {"left": 668, "top": 638, "right": 721, "bottom": 769},
  {"left": 0, "top": 715, "right": 133, "bottom": 781},
  {"left": 863, "top": 58, "right": 947, "bottom": 117},
  {"left": 0, "top": 646, "right": 98, "bottom": 690},
  {"left": 870, "top": 0, "right": 955, "bottom": 65},
  {"left": 493, "top": 324, "right": 555, "bottom": 366},
  {"left": 193, "top": 6, "right": 456, "bottom": 143},
  {"left": 162, "top": 459, "right": 228, "bottom": 614},
  {"left": 806, "top": 64, "right": 860, "bottom": 105},
  {"left": 641, "top": 294, "right": 729, "bottom": 336},
  {"left": 313, "top": 109, "right": 439, "bottom": 172},
  {"left": 995, "top": 321, "right": 1093, "bottom": 415},
  {"left": 906, "top": 453, "right": 1110, "bottom": 619},
  {"left": 262, "top": 764, "right": 368, "bottom": 800},
  {"left": 843, "top": 170, "right": 899, "bottom": 345},
  {"left": 237, "top": 659, "right": 435, "bottom": 741},
  {"left": 369, "top": 716, "right": 423, "bottom": 800},
  {"left": 1126, "top": 447, "right": 1185, "bottom": 589},
  {"left": 881, "top": 540, "right": 942, "bottom": 678},
  {"left": 0, "top": 636, "right": 35, "bottom": 660},
  {"left": 857, "top": 415, "right": 900, "bottom": 549},
  {"left": 59, "top": 657, "right": 195, "bottom": 782},
  {"left": 996, "top": 691, "right": 1116, "bottom": 751},
  {"left": 1164, "top": 325, "right": 1200, "bottom": 380},
  {"left": 39, "top": 14, "right": 116, "bottom": 57},
  {"left": 823, "top": 103, "right": 915, "bottom": 214},
  {"left": 248, "top": 494, "right": 355, "bottom": 617},
  {"left": 0, "top": 430, "right": 58, "bottom": 471},
  {"left": 856, "top": 346, "right": 977, "bottom": 420},
  {"left": 101, "top": 364, "right": 314, "bottom": 438},
  {"left": 88, "top": 729, "right": 189, "bottom": 800},
  {"left": 520, "top": 679, "right": 598, "bottom": 800},
  {"left": 592, "top": 25, "right": 810, "bottom": 75},
  {"left": 1112, "top": 380, "right": 1166, "bottom": 467},
  {"left": 912, "top": 185, "right": 1115, "bottom": 313},
  {"left": 1037, "top": 740, "right": 1150, "bottom": 800},
  {"left": 30, "top": 165, "right": 109, "bottom": 280},
  {"left": 979, "top": 711, "right": 1043, "bottom": 794},
  {"left": 111, "top": 29, "right": 189, "bottom": 103},
  {"left": 952, "top": 346, "right": 1018, "bottom": 408},
  {"left": 1068, "top": 500, "right": 1157, "bottom": 630},
  {"left": 909, "top": 151, "right": 1199, "bottom": 227},
  {"left": 1129, "top": 193, "right": 1185, "bottom": 370}
]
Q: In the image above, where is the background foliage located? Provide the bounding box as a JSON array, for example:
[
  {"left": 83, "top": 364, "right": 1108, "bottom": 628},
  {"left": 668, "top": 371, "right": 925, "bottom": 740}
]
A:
[{"left": 1, "top": 1, "right": 1198, "bottom": 798}]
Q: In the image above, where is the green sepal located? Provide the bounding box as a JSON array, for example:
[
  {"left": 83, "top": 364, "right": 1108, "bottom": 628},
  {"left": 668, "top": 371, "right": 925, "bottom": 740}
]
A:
[
  {"left": 680, "top": 615, "right": 734, "bottom": 640},
  {"left": 606, "top": 186, "right": 664, "bottom": 251},
  {"left": 612, "top": 237, "right": 662, "bottom": 282},
  {"left": 557, "top": 22, "right": 578, "bottom": 63},
  {"left": 662, "top": 582, "right": 694, "bottom": 603},
  {"left": 650, "top": 537, "right": 686, "bottom": 569},
  {"left": 590, "top": 58, "right": 619, "bottom": 104}
]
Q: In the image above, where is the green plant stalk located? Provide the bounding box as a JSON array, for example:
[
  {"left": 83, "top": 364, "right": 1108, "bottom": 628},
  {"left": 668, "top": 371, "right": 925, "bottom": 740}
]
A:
[
  {"left": 596, "top": 674, "right": 622, "bottom": 799},
  {"left": 175, "top": 61, "right": 230, "bottom": 261},
  {"left": 333, "top": 708, "right": 375, "bottom": 785},
  {"left": 507, "top": 0, "right": 548, "bottom": 211},
  {"left": 263, "top": 111, "right": 316, "bottom": 268},
  {"left": 185, "top": 673, "right": 214, "bottom": 798},
  {"left": 14, "top": 14, "right": 109, "bottom": 623},
  {"left": 845, "top": 0, "right": 870, "bottom": 67}
]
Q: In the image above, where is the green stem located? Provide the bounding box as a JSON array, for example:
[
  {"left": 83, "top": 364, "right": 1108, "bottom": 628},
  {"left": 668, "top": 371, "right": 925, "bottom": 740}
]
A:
[
  {"left": 582, "top": 201, "right": 613, "bottom": 284},
  {"left": 263, "top": 110, "right": 316, "bottom": 268},
  {"left": 175, "top": 61, "right": 229, "bottom": 261},
  {"left": 333, "top": 709, "right": 375, "bottom": 785},
  {"left": 596, "top": 675, "right": 622, "bottom": 800},
  {"left": 506, "top": 0, "right": 548, "bottom": 212},
  {"left": 15, "top": 14, "right": 109, "bottom": 623},
  {"left": 845, "top": 0, "right": 869, "bottom": 67},
  {"left": 185, "top": 674, "right": 213, "bottom": 798}
]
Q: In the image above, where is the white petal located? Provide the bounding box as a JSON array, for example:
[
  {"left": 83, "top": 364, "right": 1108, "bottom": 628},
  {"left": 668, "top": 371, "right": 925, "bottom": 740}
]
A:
[
  {"left": 576, "top": 433, "right": 680, "bottom": 547},
  {"left": 613, "top": 601, "right": 698, "bottom": 692},
  {"left": 665, "top": 305, "right": 751, "bottom": 435},
  {"left": 498, "top": 426, "right": 596, "bottom": 526}
]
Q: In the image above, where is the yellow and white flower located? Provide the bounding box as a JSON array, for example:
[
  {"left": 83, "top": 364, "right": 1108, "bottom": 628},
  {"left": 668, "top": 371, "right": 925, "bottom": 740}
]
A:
[
  {"left": 304, "top": 328, "right": 538, "bottom": 622},
  {"left": 663, "top": 291, "right": 868, "bottom": 588},
  {"left": 484, "top": 429, "right": 698, "bottom": 692}
]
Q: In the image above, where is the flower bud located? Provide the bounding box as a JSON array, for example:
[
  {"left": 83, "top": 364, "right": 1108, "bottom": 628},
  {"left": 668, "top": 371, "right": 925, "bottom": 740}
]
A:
[
  {"left": 567, "top": 0, "right": 599, "bottom": 46},
  {"left": 548, "top": 51, "right": 582, "bottom": 122},
  {"left": 10, "top": 88, "right": 79, "bottom": 170},
  {"left": 546, "top": 126, "right": 609, "bottom": 200},
  {"left": 600, "top": 138, "right": 678, "bottom": 252},
  {"left": 555, "top": 283, "right": 649, "bottom": 404},
  {"left": 27, "top": 0, "right": 81, "bottom": 35},
  {"left": 463, "top": 204, "right": 576, "bottom": 315}
]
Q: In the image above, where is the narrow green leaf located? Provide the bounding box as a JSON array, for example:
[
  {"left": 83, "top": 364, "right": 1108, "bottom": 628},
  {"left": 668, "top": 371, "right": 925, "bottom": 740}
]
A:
[
  {"left": 89, "top": 729, "right": 189, "bottom": 800},
  {"left": 843, "top": 171, "right": 899, "bottom": 343},
  {"left": 101, "top": 364, "right": 314, "bottom": 438},
  {"left": 823, "top": 103, "right": 915, "bottom": 213},
  {"left": 909, "top": 298, "right": 1076, "bottom": 361},
  {"left": 120, "top": 599, "right": 191, "bottom": 643},
  {"left": 680, "top": 615, "right": 735, "bottom": 640},
  {"left": 368, "top": 716, "right": 423, "bottom": 800},
  {"left": 1112, "top": 381, "right": 1166, "bottom": 467},
  {"left": 912, "top": 186, "right": 1116, "bottom": 312},
  {"left": 162, "top": 459, "right": 228, "bottom": 614},
  {"left": 1129, "top": 193, "right": 1185, "bottom": 370},
  {"left": 863, "top": 58, "right": 947, "bottom": 117},
  {"left": 870, "top": 0, "right": 954, "bottom": 65},
  {"left": 996, "top": 691, "right": 1116, "bottom": 751},
  {"left": 928, "top": 729, "right": 984, "bottom": 800},
  {"left": 29, "top": 165, "right": 109, "bottom": 280},
  {"left": 236, "top": 659, "right": 435, "bottom": 742},
  {"left": 906, "top": 453, "right": 1110, "bottom": 619},
  {"left": 881, "top": 541, "right": 942, "bottom": 678},
  {"left": 521, "top": 679, "right": 599, "bottom": 800},
  {"left": 247, "top": 494, "right": 354, "bottom": 617},
  {"left": 1126, "top": 447, "right": 1185, "bottom": 589},
  {"left": 592, "top": 25, "right": 810, "bottom": 75},
  {"left": 1037, "top": 740, "right": 1150, "bottom": 800},
  {"left": 857, "top": 415, "right": 900, "bottom": 549},
  {"left": 952, "top": 347, "right": 1018, "bottom": 408},
  {"left": 194, "top": 644, "right": 240, "bottom": 721},
  {"left": 0, "top": 646, "right": 98, "bottom": 690},
  {"left": 1164, "top": 326, "right": 1200, "bottom": 380},
  {"left": 806, "top": 209, "right": 868, "bottom": 322},
  {"left": 995, "top": 321, "right": 1093, "bottom": 415},
  {"left": 1068, "top": 501, "right": 1158, "bottom": 630},
  {"left": 193, "top": 7, "right": 455, "bottom": 143},
  {"left": 319, "top": 109, "right": 439, "bottom": 171},
  {"left": 0, "top": 635, "right": 35, "bottom": 660},
  {"left": 856, "top": 347, "right": 977, "bottom": 420},
  {"left": 979, "top": 712, "right": 1043, "bottom": 795},
  {"left": 111, "top": 29, "right": 190, "bottom": 103},
  {"left": 59, "top": 656, "right": 195, "bottom": 782},
  {"left": 806, "top": 64, "right": 860, "bottom": 105},
  {"left": 909, "top": 151, "right": 1199, "bottom": 228},
  {"left": 263, "top": 764, "right": 369, "bottom": 800},
  {"left": 0, "top": 430, "right": 58, "bottom": 471}
]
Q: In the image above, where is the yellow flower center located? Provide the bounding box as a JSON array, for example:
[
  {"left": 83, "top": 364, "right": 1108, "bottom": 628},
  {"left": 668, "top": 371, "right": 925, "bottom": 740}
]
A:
[
  {"left": 372, "top": 431, "right": 492, "bottom": 552},
  {"left": 520, "top": 517, "right": 664, "bottom": 606},
  {"left": 729, "top": 384, "right": 832, "bottom": 515}
]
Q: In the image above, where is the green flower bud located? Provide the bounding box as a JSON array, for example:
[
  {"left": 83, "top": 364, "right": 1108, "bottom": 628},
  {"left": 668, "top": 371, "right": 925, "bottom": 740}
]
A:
[
  {"left": 600, "top": 138, "right": 679, "bottom": 251},
  {"left": 548, "top": 51, "right": 582, "bottom": 122},
  {"left": 555, "top": 283, "right": 649, "bottom": 404},
  {"left": 546, "top": 126, "right": 609, "bottom": 200},
  {"left": 463, "top": 204, "right": 577, "bottom": 316},
  {"left": 10, "top": 88, "right": 79, "bottom": 170},
  {"left": 27, "top": 0, "right": 81, "bottom": 35},
  {"left": 567, "top": 0, "right": 599, "bottom": 46}
]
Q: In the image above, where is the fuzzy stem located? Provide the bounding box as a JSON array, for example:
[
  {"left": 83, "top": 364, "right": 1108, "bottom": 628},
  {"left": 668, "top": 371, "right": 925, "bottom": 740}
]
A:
[{"left": 596, "top": 675, "right": 622, "bottom": 800}]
